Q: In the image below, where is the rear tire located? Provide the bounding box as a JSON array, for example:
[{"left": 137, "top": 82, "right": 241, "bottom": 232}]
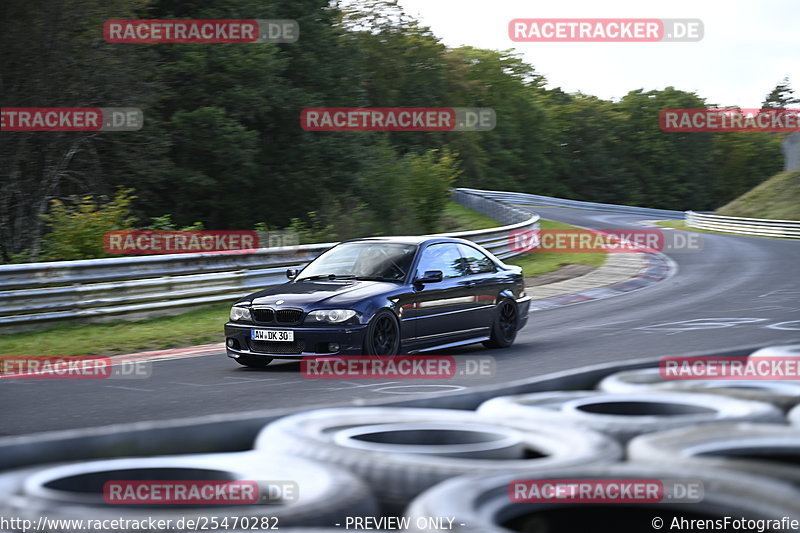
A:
[
  {"left": 482, "top": 299, "right": 518, "bottom": 348},
  {"left": 234, "top": 354, "right": 273, "bottom": 368}
]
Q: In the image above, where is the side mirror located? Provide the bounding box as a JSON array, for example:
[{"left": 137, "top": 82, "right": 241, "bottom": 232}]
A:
[
  {"left": 286, "top": 268, "right": 299, "bottom": 280},
  {"left": 415, "top": 270, "right": 443, "bottom": 284}
]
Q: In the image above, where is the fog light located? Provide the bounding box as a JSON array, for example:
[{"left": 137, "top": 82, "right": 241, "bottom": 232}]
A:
[
  {"left": 328, "top": 343, "right": 340, "bottom": 352},
  {"left": 226, "top": 338, "right": 235, "bottom": 347}
]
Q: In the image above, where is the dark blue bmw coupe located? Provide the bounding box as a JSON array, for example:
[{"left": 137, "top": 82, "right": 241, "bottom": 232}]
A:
[{"left": 224, "top": 236, "right": 530, "bottom": 367}]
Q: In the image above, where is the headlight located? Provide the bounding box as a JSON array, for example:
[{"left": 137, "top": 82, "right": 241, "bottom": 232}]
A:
[
  {"left": 305, "top": 309, "right": 358, "bottom": 324},
  {"left": 230, "top": 306, "right": 252, "bottom": 322}
]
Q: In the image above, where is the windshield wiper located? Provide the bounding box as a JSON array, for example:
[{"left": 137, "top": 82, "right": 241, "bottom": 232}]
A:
[
  {"left": 354, "top": 276, "right": 402, "bottom": 282},
  {"left": 300, "top": 274, "right": 356, "bottom": 281}
]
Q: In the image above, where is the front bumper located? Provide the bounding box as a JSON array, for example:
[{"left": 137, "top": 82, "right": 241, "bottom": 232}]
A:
[
  {"left": 517, "top": 295, "right": 532, "bottom": 330},
  {"left": 224, "top": 322, "right": 368, "bottom": 360}
]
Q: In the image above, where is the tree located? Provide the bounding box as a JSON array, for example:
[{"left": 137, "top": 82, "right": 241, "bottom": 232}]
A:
[
  {"left": 712, "top": 133, "right": 783, "bottom": 206},
  {"left": 547, "top": 93, "right": 634, "bottom": 203},
  {"left": 404, "top": 148, "right": 462, "bottom": 233},
  {"left": 0, "top": 0, "right": 166, "bottom": 261},
  {"left": 442, "top": 47, "right": 558, "bottom": 195},
  {"left": 616, "top": 88, "right": 717, "bottom": 209},
  {"left": 761, "top": 78, "right": 800, "bottom": 109}
]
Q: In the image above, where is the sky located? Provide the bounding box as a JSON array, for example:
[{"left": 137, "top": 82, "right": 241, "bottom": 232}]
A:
[{"left": 395, "top": 0, "right": 799, "bottom": 108}]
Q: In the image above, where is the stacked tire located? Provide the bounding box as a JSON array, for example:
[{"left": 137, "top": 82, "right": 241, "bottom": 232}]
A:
[
  {"left": 405, "top": 463, "right": 800, "bottom": 532},
  {"left": 0, "top": 452, "right": 377, "bottom": 531},
  {"left": 477, "top": 390, "right": 784, "bottom": 443},
  {"left": 4, "top": 345, "right": 800, "bottom": 532},
  {"left": 627, "top": 422, "right": 800, "bottom": 487},
  {"left": 597, "top": 367, "right": 800, "bottom": 411},
  {"left": 255, "top": 407, "right": 621, "bottom": 512}
]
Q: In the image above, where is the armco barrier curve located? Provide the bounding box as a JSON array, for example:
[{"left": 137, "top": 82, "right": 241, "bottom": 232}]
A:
[
  {"left": 0, "top": 189, "right": 538, "bottom": 332},
  {"left": 458, "top": 188, "right": 685, "bottom": 218},
  {"left": 461, "top": 187, "right": 800, "bottom": 239},
  {"left": 686, "top": 211, "right": 800, "bottom": 239}
]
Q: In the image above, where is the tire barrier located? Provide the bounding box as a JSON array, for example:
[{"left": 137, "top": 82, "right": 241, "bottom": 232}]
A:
[
  {"left": 0, "top": 465, "right": 54, "bottom": 509},
  {"left": 406, "top": 463, "right": 800, "bottom": 533},
  {"left": 477, "top": 391, "right": 784, "bottom": 443},
  {"left": 5, "top": 346, "right": 800, "bottom": 529},
  {"left": 749, "top": 344, "right": 800, "bottom": 360},
  {"left": 627, "top": 423, "right": 800, "bottom": 487},
  {"left": 790, "top": 404, "right": 800, "bottom": 427},
  {"left": 0, "top": 451, "right": 377, "bottom": 530},
  {"left": 597, "top": 367, "right": 800, "bottom": 411},
  {"left": 254, "top": 407, "right": 622, "bottom": 511}
]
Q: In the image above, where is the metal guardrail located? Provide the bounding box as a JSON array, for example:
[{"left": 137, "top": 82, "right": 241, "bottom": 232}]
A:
[
  {"left": 0, "top": 189, "right": 539, "bottom": 332},
  {"left": 686, "top": 211, "right": 800, "bottom": 239},
  {"left": 458, "top": 188, "right": 685, "bottom": 218},
  {"left": 460, "top": 187, "right": 799, "bottom": 239}
]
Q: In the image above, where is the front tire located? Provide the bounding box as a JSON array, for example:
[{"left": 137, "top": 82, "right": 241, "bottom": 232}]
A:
[
  {"left": 363, "top": 310, "right": 401, "bottom": 355},
  {"left": 234, "top": 354, "right": 273, "bottom": 368},
  {"left": 483, "top": 299, "right": 518, "bottom": 348}
]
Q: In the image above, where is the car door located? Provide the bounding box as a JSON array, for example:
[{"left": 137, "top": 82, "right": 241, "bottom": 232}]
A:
[
  {"left": 403, "top": 243, "right": 479, "bottom": 349},
  {"left": 456, "top": 243, "right": 504, "bottom": 330}
]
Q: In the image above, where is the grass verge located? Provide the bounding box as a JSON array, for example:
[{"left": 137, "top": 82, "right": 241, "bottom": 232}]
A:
[
  {"left": 437, "top": 201, "right": 499, "bottom": 231},
  {"left": 505, "top": 219, "right": 606, "bottom": 278},
  {"left": 653, "top": 220, "right": 724, "bottom": 234},
  {"left": 0, "top": 304, "right": 230, "bottom": 356}
]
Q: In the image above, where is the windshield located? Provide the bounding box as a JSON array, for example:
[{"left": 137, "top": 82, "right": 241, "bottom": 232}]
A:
[{"left": 296, "top": 242, "right": 417, "bottom": 282}]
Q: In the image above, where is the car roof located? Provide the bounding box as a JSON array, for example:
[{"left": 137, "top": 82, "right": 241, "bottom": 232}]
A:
[{"left": 339, "top": 236, "right": 476, "bottom": 246}]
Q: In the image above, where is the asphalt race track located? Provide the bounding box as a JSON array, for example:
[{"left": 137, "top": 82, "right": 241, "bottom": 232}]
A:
[{"left": 3, "top": 206, "right": 799, "bottom": 436}]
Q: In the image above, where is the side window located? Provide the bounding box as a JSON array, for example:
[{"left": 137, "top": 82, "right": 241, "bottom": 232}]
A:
[
  {"left": 415, "top": 244, "right": 464, "bottom": 279},
  {"left": 456, "top": 244, "right": 497, "bottom": 275}
]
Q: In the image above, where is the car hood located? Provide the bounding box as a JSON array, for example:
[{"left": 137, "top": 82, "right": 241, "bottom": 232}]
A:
[{"left": 245, "top": 279, "right": 398, "bottom": 308}]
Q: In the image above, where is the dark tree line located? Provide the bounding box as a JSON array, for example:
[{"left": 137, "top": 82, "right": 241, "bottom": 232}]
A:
[{"left": 0, "top": 0, "right": 792, "bottom": 261}]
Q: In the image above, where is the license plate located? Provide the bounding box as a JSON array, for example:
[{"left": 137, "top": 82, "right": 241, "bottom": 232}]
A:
[{"left": 251, "top": 329, "right": 294, "bottom": 342}]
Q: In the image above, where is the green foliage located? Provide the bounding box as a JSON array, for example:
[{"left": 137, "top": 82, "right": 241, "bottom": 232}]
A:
[
  {"left": 761, "top": 77, "right": 799, "bottom": 109},
  {"left": 2, "top": 0, "right": 792, "bottom": 262},
  {"left": 287, "top": 212, "right": 338, "bottom": 244},
  {"left": 615, "top": 88, "right": 717, "bottom": 210},
  {"left": 404, "top": 149, "right": 461, "bottom": 232},
  {"left": 712, "top": 133, "right": 783, "bottom": 206},
  {"left": 145, "top": 214, "right": 205, "bottom": 231},
  {"left": 39, "top": 189, "right": 137, "bottom": 261},
  {"left": 352, "top": 142, "right": 460, "bottom": 235}
]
